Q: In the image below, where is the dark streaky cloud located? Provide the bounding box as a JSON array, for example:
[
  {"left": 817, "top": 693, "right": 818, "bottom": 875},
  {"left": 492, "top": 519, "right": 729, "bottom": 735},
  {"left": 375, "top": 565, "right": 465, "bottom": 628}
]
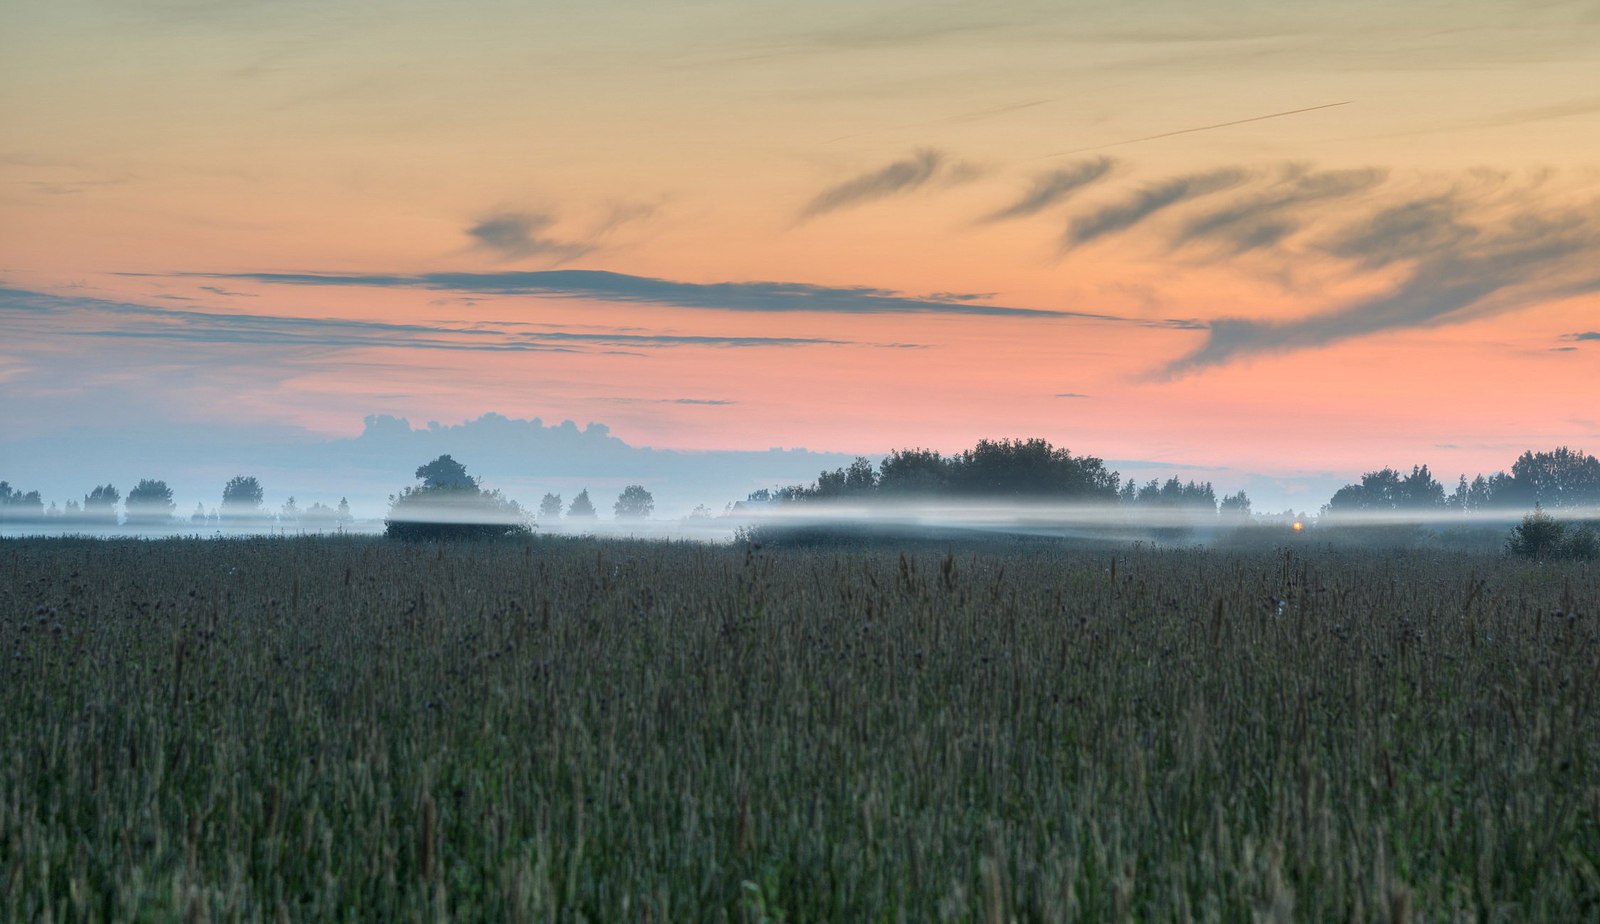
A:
[
  {"left": 1567, "top": 331, "right": 1600, "bottom": 341},
  {"left": 0, "top": 287, "right": 854, "bottom": 353},
  {"left": 171, "top": 269, "right": 1130, "bottom": 320},
  {"left": 1160, "top": 184, "right": 1600, "bottom": 376},
  {"left": 1176, "top": 166, "right": 1387, "bottom": 253},
  {"left": 466, "top": 211, "right": 592, "bottom": 263},
  {"left": 799, "top": 149, "right": 949, "bottom": 219},
  {"left": 984, "top": 158, "right": 1113, "bottom": 222},
  {"left": 1066, "top": 167, "right": 1247, "bottom": 246}
]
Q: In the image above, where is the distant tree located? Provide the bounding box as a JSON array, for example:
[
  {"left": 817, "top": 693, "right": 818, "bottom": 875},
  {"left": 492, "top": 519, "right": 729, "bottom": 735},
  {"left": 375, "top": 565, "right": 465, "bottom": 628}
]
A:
[
  {"left": 950, "top": 438, "right": 1119, "bottom": 500},
  {"left": 221, "top": 476, "right": 264, "bottom": 522},
  {"left": 191, "top": 503, "right": 208, "bottom": 525},
  {"left": 1219, "top": 490, "right": 1252, "bottom": 518},
  {"left": 1327, "top": 464, "right": 1452, "bottom": 515},
  {"left": 688, "top": 504, "right": 713, "bottom": 520},
  {"left": 1509, "top": 447, "right": 1600, "bottom": 509},
  {"left": 538, "top": 493, "right": 564, "bottom": 521},
  {"left": 1134, "top": 477, "right": 1217, "bottom": 512},
  {"left": 415, "top": 454, "right": 475, "bottom": 491},
  {"left": 771, "top": 438, "right": 1120, "bottom": 505},
  {"left": 614, "top": 485, "right": 655, "bottom": 519},
  {"left": 280, "top": 496, "right": 300, "bottom": 524},
  {"left": 302, "top": 501, "right": 339, "bottom": 531},
  {"left": 567, "top": 489, "right": 597, "bottom": 519},
  {"left": 810, "top": 459, "right": 878, "bottom": 499},
  {"left": 1396, "top": 465, "right": 1445, "bottom": 509},
  {"left": 83, "top": 484, "right": 121, "bottom": 526},
  {"left": 0, "top": 482, "right": 45, "bottom": 524},
  {"left": 337, "top": 498, "right": 352, "bottom": 528},
  {"left": 125, "top": 479, "right": 176, "bottom": 527},
  {"left": 386, "top": 456, "right": 527, "bottom": 541},
  {"left": 878, "top": 448, "right": 950, "bottom": 495},
  {"left": 1327, "top": 468, "right": 1400, "bottom": 512},
  {"left": 843, "top": 457, "right": 878, "bottom": 494}
]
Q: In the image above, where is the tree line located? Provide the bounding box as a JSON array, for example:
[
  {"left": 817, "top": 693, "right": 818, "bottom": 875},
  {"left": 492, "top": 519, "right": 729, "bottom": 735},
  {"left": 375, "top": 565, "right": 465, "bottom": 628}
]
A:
[
  {"left": 0, "top": 457, "right": 663, "bottom": 539},
  {"left": 1323, "top": 449, "right": 1600, "bottom": 514},
  {"left": 5, "top": 442, "right": 1597, "bottom": 550},
  {"left": 743, "top": 440, "right": 1600, "bottom": 521},
  {"left": 384, "top": 455, "right": 660, "bottom": 540},
  {"left": 746, "top": 438, "right": 1236, "bottom": 515}
]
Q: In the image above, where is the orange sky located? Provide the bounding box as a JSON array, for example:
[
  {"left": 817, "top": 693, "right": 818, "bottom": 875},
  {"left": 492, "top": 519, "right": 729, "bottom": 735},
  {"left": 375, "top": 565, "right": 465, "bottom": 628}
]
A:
[{"left": 3, "top": 1, "right": 1599, "bottom": 513}]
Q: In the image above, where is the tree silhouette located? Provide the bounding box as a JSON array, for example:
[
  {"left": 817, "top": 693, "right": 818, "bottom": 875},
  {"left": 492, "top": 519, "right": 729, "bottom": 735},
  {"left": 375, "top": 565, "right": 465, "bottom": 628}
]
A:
[
  {"left": 415, "top": 454, "right": 475, "bottom": 491},
  {"left": 221, "top": 476, "right": 264, "bottom": 521},
  {"left": 614, "top": 485, "right": 655, "bottom": 519},
  {"left": 83, "top": 484, "right": 120, "bottom": 526},
  {"left": 0, "top": 482, "right": 45, "bottom": 524},
  {"left": 1509, "top": 447, "right": 1600, "bottom": 509},
  {"left": 1327, "top": 465, "right": 1445, "bottom": 514},
  {"left": 125, "top": 479, "right": 176, "bottom": 527},
  {"left": 1219, "top": 490, "right": 1252, "bottom": 518},
  {"left": 878, "top": 448, "right": 950, "bottom": 495},
  {"left": 567, "top": 489, "right": 597, "bottom": 519},
  {"left": 538, "top": 493, "right": 564, "bottom": 520},
  {"left": 385, "top": 455, "right": 528, "bottom": 541}
]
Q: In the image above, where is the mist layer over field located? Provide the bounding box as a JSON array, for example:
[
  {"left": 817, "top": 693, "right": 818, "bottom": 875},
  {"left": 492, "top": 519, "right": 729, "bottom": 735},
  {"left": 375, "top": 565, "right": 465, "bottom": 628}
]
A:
[{"left": 4, "top": 499, "right": 1588, "bottom": 547}]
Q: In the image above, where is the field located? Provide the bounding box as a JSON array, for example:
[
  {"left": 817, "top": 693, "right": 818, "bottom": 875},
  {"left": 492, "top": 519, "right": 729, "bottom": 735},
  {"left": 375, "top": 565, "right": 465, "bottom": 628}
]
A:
[{"left": 3, "top": 536, "right": 1599, "bottom": 921}]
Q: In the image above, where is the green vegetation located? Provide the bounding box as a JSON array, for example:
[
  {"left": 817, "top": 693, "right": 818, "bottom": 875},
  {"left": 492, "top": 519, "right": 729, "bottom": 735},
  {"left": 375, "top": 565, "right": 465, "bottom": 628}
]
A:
[
  {"left": 385, "top": 455, "right": 530, "bottom": 542},
  {"left": 3, "top": 536, "right": 1599, "bottom": 920},
  {"left": 1506, "top": 506, "right": 1600, "bottom": 561}
]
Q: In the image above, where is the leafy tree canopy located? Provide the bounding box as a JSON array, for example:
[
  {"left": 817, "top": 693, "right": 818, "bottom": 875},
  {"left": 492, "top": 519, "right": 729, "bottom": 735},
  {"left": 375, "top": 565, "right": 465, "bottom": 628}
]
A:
[
  {"left": 386, "top": 456, "right": 527, "bottom": 541},
  {"left": 221, "top": 476, "right": 264, "bottom": 513},
  {"left": 567, "top": 489, "right": 597, "bottom": 519},
  {"left": 614, "top": 485, "right": 654, "bottom": 519},
  {"left": 126, "top": 479, "right": 176, "bottom": 524},
  {"left": 415, "top": 454, "right": 476, "bottom": 492}
]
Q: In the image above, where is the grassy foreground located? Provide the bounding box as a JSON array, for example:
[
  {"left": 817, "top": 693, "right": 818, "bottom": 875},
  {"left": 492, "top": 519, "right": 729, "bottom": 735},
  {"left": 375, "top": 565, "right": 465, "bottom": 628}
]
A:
[{"left": 3, "top": 536, "right": 1598, "bottom": 921}]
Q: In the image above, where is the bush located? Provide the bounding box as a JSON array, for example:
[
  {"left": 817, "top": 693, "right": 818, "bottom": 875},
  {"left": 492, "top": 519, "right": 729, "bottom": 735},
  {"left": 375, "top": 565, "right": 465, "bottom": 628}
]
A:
[
  {"left": 384, "top": 456, "right": 530, "bottom": 541},
  {"left": 1506, "top": 506, "right": 1597, "bottom": 561},
  {"left": 384, "top": 488, "right": 530, "bottom": 541}
]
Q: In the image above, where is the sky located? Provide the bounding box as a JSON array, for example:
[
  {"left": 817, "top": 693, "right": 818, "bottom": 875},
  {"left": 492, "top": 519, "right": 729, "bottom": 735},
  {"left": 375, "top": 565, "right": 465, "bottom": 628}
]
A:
[{"left": 3, "top": 0, "right": 1599, "bottom": 517}]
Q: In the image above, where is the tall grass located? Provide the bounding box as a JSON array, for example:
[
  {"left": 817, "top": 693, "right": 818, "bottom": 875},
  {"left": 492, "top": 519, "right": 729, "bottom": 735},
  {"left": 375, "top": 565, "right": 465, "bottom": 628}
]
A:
[{"left": 3, "top": 536, "right": 1597, "bottom": 920}]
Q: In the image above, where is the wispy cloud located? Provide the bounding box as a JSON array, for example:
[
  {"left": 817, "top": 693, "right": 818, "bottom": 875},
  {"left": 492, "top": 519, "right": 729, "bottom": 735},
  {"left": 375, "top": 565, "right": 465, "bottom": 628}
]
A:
[
  {"left": 1054, "top": 392, "right": 1091, "bottom": 398},
  {"left": 1567, "top": 331, "right": 1600, "bottom": 342},
  {"left": 1066, "top": 167, "right": 1248, "bottom": 247},
  {"left": 983, "top": 158, "right": 1114, "bottom": 222},
  {"left": 1159, "top": 179, "right": 1600, "bottom": 376},
  {"left": 0, "top": 287, "right": 857, "bottom": 354},
  {"left": 799, "top": 149, "right": 973, "bottom": 220},
  {"left": 466, "top": 211, "right": 592, "bottom": 263},
  {"left": 166, "top": 269, "right": 1132, "bottom": 321},
  {"left": 1175, "top": 166, "right": 1387, "bottom": 253}
]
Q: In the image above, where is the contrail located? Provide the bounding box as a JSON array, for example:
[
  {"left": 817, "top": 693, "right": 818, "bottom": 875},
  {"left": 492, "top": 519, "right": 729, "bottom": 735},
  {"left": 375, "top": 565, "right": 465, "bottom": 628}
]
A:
[{"left": 1048, "top": 101, "right": 1352, "bottom": 157}]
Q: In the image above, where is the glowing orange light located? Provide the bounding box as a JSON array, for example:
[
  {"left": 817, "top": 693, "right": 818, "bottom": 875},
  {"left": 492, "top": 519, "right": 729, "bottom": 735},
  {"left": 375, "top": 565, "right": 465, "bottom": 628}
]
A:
[{"left": 1292, "top": 521, "right": 1304, "bottom": 532}]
